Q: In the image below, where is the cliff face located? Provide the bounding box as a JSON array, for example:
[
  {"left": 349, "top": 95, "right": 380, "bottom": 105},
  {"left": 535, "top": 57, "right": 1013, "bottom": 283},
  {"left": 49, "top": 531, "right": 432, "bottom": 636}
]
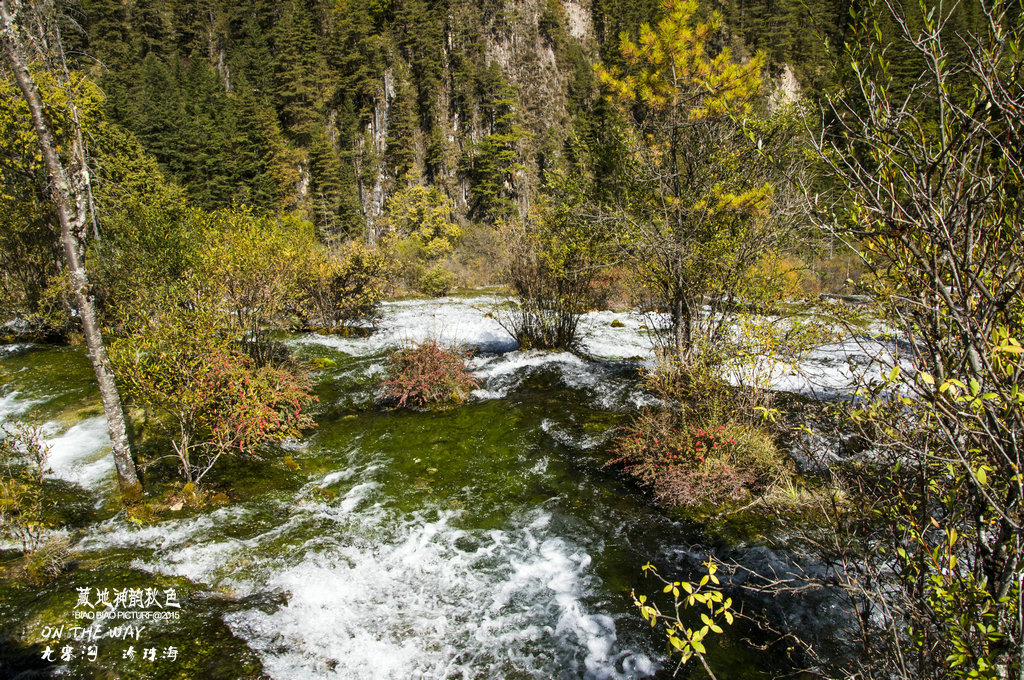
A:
[{"left": 77, "top": 0, "right": 603, "bottom": 238}]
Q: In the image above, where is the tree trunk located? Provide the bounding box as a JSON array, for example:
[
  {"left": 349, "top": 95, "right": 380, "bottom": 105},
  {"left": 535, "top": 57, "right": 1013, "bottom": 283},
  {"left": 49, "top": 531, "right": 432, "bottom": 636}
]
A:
[
  {"left": 1, "top": 0, "right": 143, "bottom": 501},
  {"left": 670, "top": 291, "right": 694, "bottom": 366}
]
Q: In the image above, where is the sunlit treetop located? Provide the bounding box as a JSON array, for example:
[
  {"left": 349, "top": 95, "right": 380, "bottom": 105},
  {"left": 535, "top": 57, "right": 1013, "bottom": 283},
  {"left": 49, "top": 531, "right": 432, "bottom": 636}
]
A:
[{"left": 596, "top": 0, "right": 765, "bottom": 121}]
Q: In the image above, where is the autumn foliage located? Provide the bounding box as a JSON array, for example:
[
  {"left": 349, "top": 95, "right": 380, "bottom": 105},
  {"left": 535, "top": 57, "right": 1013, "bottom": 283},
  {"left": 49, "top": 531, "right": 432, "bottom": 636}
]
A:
[
  {"left": 379, "top": 340, "right": 478, "bottom": 408},
  {"left": 610, "top": 409, "right": 784, "bottom": 507},
  {"left": 111, "top": 304, "right": 316, "bottom": 484}
]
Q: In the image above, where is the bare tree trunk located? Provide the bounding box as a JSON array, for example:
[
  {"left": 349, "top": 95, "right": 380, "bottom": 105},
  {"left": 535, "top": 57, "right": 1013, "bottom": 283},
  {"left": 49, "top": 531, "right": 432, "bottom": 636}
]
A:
[{"left": 1, "top": 0, "right": 142, "bottom": 500}]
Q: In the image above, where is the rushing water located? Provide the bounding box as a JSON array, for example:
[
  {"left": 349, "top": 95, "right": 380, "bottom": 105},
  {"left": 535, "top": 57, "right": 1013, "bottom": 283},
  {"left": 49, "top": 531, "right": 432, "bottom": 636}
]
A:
[{"left": 0, "top": 296, "right": 896, "bottom": 679}]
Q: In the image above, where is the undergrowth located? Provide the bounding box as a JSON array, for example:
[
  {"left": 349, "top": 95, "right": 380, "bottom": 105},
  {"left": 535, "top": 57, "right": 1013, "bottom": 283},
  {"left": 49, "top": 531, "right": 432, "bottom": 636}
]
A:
[
  {"left": 379, "top": 339, "right": 478, "bottom": 408},
  {"left": 609, "top": 360, "right": 794, "bottom": 509}
]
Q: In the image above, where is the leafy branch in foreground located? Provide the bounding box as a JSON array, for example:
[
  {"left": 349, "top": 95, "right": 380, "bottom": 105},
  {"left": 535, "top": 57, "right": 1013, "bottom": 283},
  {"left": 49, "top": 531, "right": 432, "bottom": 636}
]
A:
[
  {"left": 632, "top": 559, "right": 734, "bottom": 678},
  {"left": 783, "top": 0, "right": 1024, "bottom": 675}
]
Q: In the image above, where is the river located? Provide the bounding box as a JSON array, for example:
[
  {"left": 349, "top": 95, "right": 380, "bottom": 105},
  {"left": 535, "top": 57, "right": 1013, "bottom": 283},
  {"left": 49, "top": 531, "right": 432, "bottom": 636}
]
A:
[{"left": 0, "top": 294, "right": 896, "bottom": 679}]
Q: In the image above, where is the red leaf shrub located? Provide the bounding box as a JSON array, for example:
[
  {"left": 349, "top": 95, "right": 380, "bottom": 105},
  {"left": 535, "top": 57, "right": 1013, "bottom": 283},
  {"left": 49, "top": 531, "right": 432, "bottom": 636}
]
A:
[
  {"left": 112, "top": 305, "right": 317, "bottom": 485},
  {"left": 380, "top": 340, "right": 478, "bottom": 408},
  {"left": 609, "top": 408, "right": 785, "bottom": 507}
]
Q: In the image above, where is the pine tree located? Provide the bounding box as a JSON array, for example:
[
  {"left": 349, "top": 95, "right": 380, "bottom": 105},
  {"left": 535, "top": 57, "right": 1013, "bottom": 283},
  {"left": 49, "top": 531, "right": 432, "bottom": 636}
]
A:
[
  {"left": 309, "top": 125, "right": 346, "bottom": 240},
  {"left": 273, "top": 0, "right": 323, "bottom": 143},
  {"left": 385, "top": 73, "right": 419, "bottom": 182},
  {"left": 394, "top": 0, "right": 444, "bottom": 125},
  {"left": 327, "top": 0, "right": 387, "bottom": 118},
  {"left": 464, "top": 64, "right": 524, "bottom": 221}
]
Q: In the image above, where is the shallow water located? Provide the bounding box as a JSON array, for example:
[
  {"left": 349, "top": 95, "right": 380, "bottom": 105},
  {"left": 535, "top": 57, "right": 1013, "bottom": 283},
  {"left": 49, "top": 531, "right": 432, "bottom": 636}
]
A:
[{"left": 0, "top": 296, "right": 876, "bottom": 679}]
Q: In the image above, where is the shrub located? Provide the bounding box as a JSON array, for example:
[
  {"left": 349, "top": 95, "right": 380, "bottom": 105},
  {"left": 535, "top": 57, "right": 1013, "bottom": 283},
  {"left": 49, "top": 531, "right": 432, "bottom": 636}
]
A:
[
  {"left": 416, "top": 264, "right": 458, "bottom": 297},
  {"left": 609, "top": 408, "right": 788, "bottom": 507},
  {"left": 496, "top": 198, "right": 607, "bottom": 350},
  {"left": 0, "top": 422, "right": 53, "bottom": 552},
  {"left": 111, "top": 304, "right": 316, "bottom": 485},
  {"left": 196, "top": 208, "right": 312, "bottom": 365},
  {"left": 380, "top": 340, "right": 478, "bottom": 408},
  {"left": 298, "top": 240, "right": 394, "bottom": 330}
]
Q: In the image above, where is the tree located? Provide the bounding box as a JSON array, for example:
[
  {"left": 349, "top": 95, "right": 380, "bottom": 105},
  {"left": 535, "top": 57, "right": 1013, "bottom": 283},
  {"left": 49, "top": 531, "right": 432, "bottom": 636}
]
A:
[
  {"left": 463, "top": 65, "right": 525, "bottom": 222},
  {"left": 273, "top": 0, "right": 324, "bottom": 143},
  {"left": 196, "top": 207, "right": 313, "bottom": 366},
  {"left": 595, "top": 0, "right": 796, "bottom": 367},
  {"left": 497, "top": 190, "right": 608, "bottom": 350},
  {"left": 0, "top": 72, "right": 66, "bottom": 335},
  {"left": 384, "top": 183, "right": 461, "bottom": 295},
  {"left": 798, "top": 0, "right": 1024, "bottom": 676},
  {"left": 1, "top": 0, "right": 142, "bottom": 498}
]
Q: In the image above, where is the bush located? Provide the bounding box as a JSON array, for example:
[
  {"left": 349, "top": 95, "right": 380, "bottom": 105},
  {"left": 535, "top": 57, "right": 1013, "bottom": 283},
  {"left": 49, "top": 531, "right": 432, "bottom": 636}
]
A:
[
  {"left": 111, "top": 304, "right": 316, "bottom": 485},
  {"left": 0, "top": 422, "right": 53, "bottom": 552},
  {"left": 609, "top": 408, "right": 788, "bottom": 507},
  {"left": 415, "top": 264, "right": 458, "bottom": 297},
  {"left": 196, "top": 208, "right": 313, "bottom": 365},
  {"left": 496, "top": 199, "right": 607, "bottom": 350},
  {"left": 379, "top": 340, "right": 478, "bottom": 408},
  {"left": 298, "top": 240, "right": 394, "bottom": 330}
]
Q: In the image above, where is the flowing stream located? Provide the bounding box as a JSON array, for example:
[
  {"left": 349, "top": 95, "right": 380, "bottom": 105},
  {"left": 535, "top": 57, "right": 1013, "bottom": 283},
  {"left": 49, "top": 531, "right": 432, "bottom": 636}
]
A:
[{"left": 0, "top": 295, "right": 896, "bottom": 679}]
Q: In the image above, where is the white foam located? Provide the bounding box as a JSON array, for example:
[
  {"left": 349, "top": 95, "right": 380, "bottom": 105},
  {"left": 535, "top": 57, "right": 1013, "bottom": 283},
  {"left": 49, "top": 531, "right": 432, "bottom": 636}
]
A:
[
  {"left": 470, "top": 350, "right": 584, "bottom": 400},
  {"left": 578, "top": 310, "right": 664, "bottom": 360},
  {"left": 0, "top": 390, "right": 37, "bottom": 421},
  {"left": 44, "top": 417, "right": 115, "bottom": 487},
  {"left": 84, "top": 467, "right": 652, "bottom": 680},
  {"left": 293, "top": 296, "right": 516, "bottom": 357},
  {"left": 724, "top": 333, "right": 906, "bottom": 398},
  {"left": 219, "top": 508, "right": 651, "bottom": 680},
  {"left": 295, "top": 296, "right": 899, "bottom": 404}
]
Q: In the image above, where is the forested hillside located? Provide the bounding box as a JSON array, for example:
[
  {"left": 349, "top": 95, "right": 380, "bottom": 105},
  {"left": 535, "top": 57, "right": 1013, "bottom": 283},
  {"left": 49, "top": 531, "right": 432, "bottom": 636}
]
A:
[{"left": 65, "top": 0, "right": 863, "bottom": 239}]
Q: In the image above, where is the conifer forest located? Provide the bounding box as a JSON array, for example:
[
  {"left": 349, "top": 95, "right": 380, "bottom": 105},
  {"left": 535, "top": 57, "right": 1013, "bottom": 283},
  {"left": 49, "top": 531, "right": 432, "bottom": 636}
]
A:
[{"left": 1, "top": 0, "right": 1022, "bottom": 677}]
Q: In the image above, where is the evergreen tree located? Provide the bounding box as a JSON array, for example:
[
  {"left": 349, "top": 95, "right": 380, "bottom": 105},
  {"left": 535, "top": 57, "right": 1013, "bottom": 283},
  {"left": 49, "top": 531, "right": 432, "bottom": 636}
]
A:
[
  {"left": 463, "top": 64, "right": 524, "bottom": 221},
  {"left": 327, "top": 0, "right": 387, "bottom": 118},
  {"left": 273, "top": 0, "right": 323, "bottom": 143},
  {"left": 385, "top": 73, "right": 419, "bottom": 182},
  {"left": 394, "top": 0, "right": 444, "bottom": 125},
  {"left": 309, "top": 125, "right": 346, "bottom": 240}
]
